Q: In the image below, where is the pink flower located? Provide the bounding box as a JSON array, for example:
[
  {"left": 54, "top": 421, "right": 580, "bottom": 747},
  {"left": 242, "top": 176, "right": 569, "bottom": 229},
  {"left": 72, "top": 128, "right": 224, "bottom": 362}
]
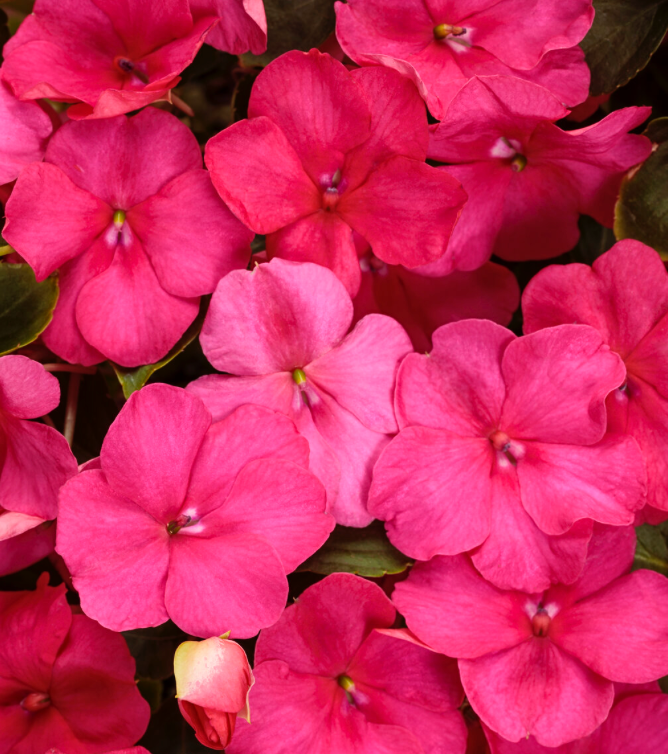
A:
[
  {"left": 0, "top": 574, "right": 150, "bottom": 754},
  {"left": 368, "top": 319, "right": 646, "bottom": 592},
  {"left": 228, "top": 573, "right": 467, "bottom": 754},
  {"left": 175, "top": 636, "right": 254, "bottom": 749},
  {"left": 1, "top": 0, "right": 217, "bottom": 120},
  {"left": 523, "top": 241, "right": 668, "bottom": 516},
  {"left": 4, "top": 108, "right": 252, "bottom": 368},
  {"left": 205, "top": 49, "right": 467, "bottom": 296},
  {"left": 46, "top": 750, "right": 150, "bottom": 754},
  {"left": 189, "top": 0, "right": 267, "bottom": 54},
  {"left": 56, "top": 383, "right": 333, "bottom": 637},
  {"left": 393, "top": 526, "right": 668, "bottom": 747},
  {"left": 424, "top": 77, "right": 651, "bottom": 273},
  {"left": 334, "top": 0, "right": 594, "bottom": 118},
  {"left": 0, "top": 356, "right": 77, "bottom": 573},
  {"left": 354, "top": 252, "right": 519, "bottom": 352},
  {"left": 188, "top": 258, "right": 412, "bottom": 527}
]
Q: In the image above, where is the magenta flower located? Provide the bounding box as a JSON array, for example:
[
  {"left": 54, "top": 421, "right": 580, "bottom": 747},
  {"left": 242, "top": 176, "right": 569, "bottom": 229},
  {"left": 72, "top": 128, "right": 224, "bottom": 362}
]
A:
[
  {"left": 205, "top": 49, "right": 467, "bottom": 296},
  {"left": 424, "top": 77, "right": 651, "bottom": 273},
  {"left": 4, "top": 108, "right": 252, "bottom": 368},
  {"left": 368, "top": 320, "right": 646, "bottom": 592},
  {"left": 523, "top": 241, "right": 668, "bottom": 517},
  {"left": 188, "top": 258, "right": 412, "bottom": 527},
  {"left": 56, "top": 383, "right": 333, "bottom": 637},
  {"left": 394, "top": 526, "right": 668, "bottom": 747},
  {"left": 1, "top": 0, "right": 217, "bottom": 120},
  {"left": 228, "top": 573, "right": 467, "bottom": 754},
  {"left": 0, "top": 574, "right": 150, "bottom": 754},
  {"left": 47, "top": 749, "right": 150, "bottom": 754},
  {"left": 190, "top": 0, "right": 267, "bottom": 54},
  {"left": 335, "top": 0, "right": 594, "bottom": 118}
]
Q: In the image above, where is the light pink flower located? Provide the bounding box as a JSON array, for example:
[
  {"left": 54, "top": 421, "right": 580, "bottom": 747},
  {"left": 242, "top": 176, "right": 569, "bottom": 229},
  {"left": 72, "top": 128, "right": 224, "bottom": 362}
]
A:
[
  {"left": 228, "top": 573, "right": 467, "bottom": 754},
  {"left": 523, "top": 240, "right": 668, "bottom": 515},
  {"left": 368, "top": 320, "right": 646, "bottom": 592},
  {"left": 0, "top": 574, "right": 150, "bottom": 754},
  {"left": 393, "top": 526, "right": 668, "bottom": 747},
  {"left": 335, "top": 0, "right": 593, "bottom": 118},
  {"left": 56, "top": 383, "right": 333, "bottom": 637},
  {"left": 205, "top": 49, "right": 467, "bottom": 296},
  {"left": 188, "top": 258, "right": 412, "bottom": 527},
  {"left": 1, "top": 0, "right": 217, "bottom": 120},
  {"left": 189, "top": 0, "right": 267, "bottom": 54},
  {"left": 4, "top": 109, "right": 252, "bottom": 368},
  {"left": 424, "top": 77, "right": 651, "bottom": 273}
]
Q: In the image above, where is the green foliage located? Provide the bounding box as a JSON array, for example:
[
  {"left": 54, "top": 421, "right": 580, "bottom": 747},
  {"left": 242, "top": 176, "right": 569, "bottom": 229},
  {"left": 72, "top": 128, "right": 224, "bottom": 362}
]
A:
[
  {"left": 0, "top": 263, "right": 59, "bottom": 355},
  {"left": 581, "top": 0, "right": 668, "bottom": 95},
  {"left": 299, "top": 520, "right": 413, "bottom": 577},
  {"left": 124, "top": 622, "right": 189, "bottom": 682},
  {"left": 634, "top": 523, "right": 668, "bottom": 575}
]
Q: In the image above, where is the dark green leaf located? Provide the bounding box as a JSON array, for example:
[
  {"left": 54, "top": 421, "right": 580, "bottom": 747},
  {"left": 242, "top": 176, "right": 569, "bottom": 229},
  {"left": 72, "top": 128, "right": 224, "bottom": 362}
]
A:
[
  {"left": 581, "top": 0, "right": 668, "bottom": 95},
  {"left": 0, "top": 263, "right": 59, "bottom": 355},
  {"left": 137, "top": 677, "right": 163, "bottom": 714},
  {"left": 123, "top": 622, "right": 188, "bottom": 681},
  {"left": 139, "top": 696, "right": 211, "bottom": 753},
  {"left": 634, "top": 523, "right": 668, "bottom": 575},
  {"left": 240, "top": 0, "right": 336, "bottom": 67},
  {"left": 645, "top": 116, "right": 668, "bottom": 143},
  {"left": 298, "top": 521, "right": 413, "bottom": 577},
  {"left": 569, "top": 215, "right": 617, "bottom": 265}
]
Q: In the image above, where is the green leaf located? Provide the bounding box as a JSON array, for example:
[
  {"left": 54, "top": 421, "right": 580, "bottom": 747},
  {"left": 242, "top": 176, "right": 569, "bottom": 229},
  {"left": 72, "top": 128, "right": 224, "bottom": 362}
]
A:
[
  {"left": 298, "top": 521, "right": 413, "bottom": 578},
  {"left": 0, "top": 263, "right": 59, "bottom": 355},
  {"left": 240, "top": 0, "right": 336, "bottom": 67},
  {"left": 123, "top": 622, "right": 188, "bottom": 681},
  {"left": 111, "top": 300, "right": 207, "bottom": 399},
  {"left": 614, "top": 118, "right": 668, "bottom": 254},
  {"left": 634, "top": 523, "right": 668, "bottom": 575},
  {"left": 137, "top": 677, "right": 163, "bottom": 714},
  {"left": 581, "top": 0, "right": 668, "bottom": 96}
]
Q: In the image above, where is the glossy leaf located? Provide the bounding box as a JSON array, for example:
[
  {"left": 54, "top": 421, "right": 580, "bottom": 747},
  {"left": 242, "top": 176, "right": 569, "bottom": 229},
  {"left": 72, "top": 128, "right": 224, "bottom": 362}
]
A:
[
  {"left": 0, "top": 263, "right": 59, "bottom": 355},
  {"left": 634, "top": 523, "right": 668, "bottom": 575}
]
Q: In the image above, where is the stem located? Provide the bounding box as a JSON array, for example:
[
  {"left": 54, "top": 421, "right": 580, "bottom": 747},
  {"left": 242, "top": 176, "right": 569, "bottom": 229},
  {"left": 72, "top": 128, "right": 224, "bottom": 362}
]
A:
[
  {"left": 171, "top": 92, "right": 194, "bottom": 117},
  {"left": 64, "top": 373, "right": 82, "bottom": 446},
  {"left": 0, "top": 244, "right": 13, "bottom": 257},
  {"left": 41, "top": 414, "right": 56, "bottom": 429},
  {"left": 43, "top": 363, "right": 97, "bottom": 375}
]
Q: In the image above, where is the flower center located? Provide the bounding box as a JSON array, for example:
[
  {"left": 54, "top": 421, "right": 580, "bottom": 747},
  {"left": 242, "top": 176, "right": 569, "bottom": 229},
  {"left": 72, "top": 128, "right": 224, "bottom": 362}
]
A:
[
  {"left": 292, "top": 368, "right": 307, "bottom": 385},
  {"left": 21, "top": 692, "right": 51, "bottom": 713},
  {"left": 511, "top": 154, "right": 528, "bottom": 172},
  {"left": 531, "top": 607, "right": 551, "bottom": 637},
  {"left": 113, "top": 56, "right": 149, "bottom": 84},
  {"left": 322, "top": 169, "right": 342, "bottom": 211},
  {"left": 489, "top": 429, "right": 519, "bottom": 465},
  {"left": 167, "top": 514, "right": 193, "bottom": 536},
  {"left": 434, "top": 23, "right": 466, "bottom": 39}
]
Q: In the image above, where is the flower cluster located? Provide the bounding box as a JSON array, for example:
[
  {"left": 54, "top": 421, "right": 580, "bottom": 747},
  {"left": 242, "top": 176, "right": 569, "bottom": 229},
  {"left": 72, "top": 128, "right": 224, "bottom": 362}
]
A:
[{"left": 0, "top": 0, "right": 666, "bottom": 752}]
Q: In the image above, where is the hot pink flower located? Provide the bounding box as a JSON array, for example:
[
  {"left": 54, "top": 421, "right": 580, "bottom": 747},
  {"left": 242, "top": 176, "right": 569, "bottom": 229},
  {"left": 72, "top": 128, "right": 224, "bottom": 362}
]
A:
[
  {"left": 189, "top": 0, "right": 267, "bottom": 54},
  {"left": 523, "top": 241, "right": 668, "bottom": 516},
  {"left": 205, "top": 49, "right": 467, "bottom": 296},
  {"left": 0, "top": 356, "right": 77, "bottom": 573},
  {"left": 188, "top": 258, "right": 412, "bottom": 527},
  {"left": 56, "top": 383, "right": 333, "bottom": 637},
  {"left": 47, "top": 749, "right": 150, "bottom": 754},
  {"left": 0, "top": 574, "right": 150, "bottom": 754},
  {"left": 228, "top": 573, "right": 467, "bottom": 754},
  {"left": 335, "top": 0, "right": 593, "bottom": 118},
  {"left": 424, "top": 77, "right": 651, "bottom": 273},
  {"left": 1, "top": 0, "right": 217, "bottom": 120},
  {"left": 393, "top": 526, "right": 668, "bottom": 747},
  {"left": 4, "top": 108, "right": 252, "bottom": 368},
  {"left": 354, "top": 253, "right": 519, "bottom": 352},
  {"left": 368, "top": 320, "right": 646, "bottom": 592}
]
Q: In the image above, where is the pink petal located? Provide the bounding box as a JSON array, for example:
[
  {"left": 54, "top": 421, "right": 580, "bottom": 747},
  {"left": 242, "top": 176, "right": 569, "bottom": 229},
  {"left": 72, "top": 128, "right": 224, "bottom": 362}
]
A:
[
  {"left": 101, "top": 384, "right": 211, "bottom": 522},
  {"left": 56, "top": 470, "right": 170, "bottom": 631},
  {"left": 461, "top": 640, "right": 613, "bottom": 747},
  {"left": 4, "top": 162, "right": 111, "bottom": 281},
  {"left": 392, "top": 555, "right": 530, "bottom": 659},
  {"left": 594, "top": 693, "right": 668, "bottom": 753},
  {"left": 0, "top": 355, "right": 61, "bottom": 419},
  {"left": 0, "top": 510, "right": 46, "bottom": 542},
  {"left": 205, "top": 116, "right": 320, "bottom": 234},
  {"left": 191, "top": 0, "right": 267, "bottom": 55},
  {"left": 200, "top": 258, "right": 353, "bottom": 374},
  {"left": 0, "top": 521, "right": 56, "bottom": 577},
  {"left": 255, "top": 573, "right": 395, "bottom": 675}
]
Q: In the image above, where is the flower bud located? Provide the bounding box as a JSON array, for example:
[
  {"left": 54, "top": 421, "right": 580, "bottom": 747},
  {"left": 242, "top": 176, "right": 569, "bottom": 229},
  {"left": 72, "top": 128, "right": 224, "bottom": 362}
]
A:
[{"left": 174, "top": 635, "right": 254, "bottom": 751}]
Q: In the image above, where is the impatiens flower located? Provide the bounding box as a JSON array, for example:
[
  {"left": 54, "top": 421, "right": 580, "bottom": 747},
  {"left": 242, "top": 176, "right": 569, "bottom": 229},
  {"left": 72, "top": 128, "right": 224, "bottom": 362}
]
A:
[
  {"left": 56, "top": 383, "right": 333, "bottom": 637},
  {"left": 47, "top": 749, "right": 151, "bottom": 754},
  {"left": 368, "top": 319, "right": 646, "bottom": 592},
  {"left": 354, "top": 253, "right": 519, "bottom": 352},
  {"left": 424, "top": 77, "right": 651, "bottom": 273},
  {"left": 0, "top": 574, "right": 150, "bottom": 754},
  {"left": 4, "top": 108, "right": 252, "bottom": 368},
  {"left": 484, "top": 693, "right": 668, "bottom": 752},
  {"left": 393, "top": 526, "right": 668, "bottom": 747},
  {"left": 188, "top": 258, "right": 413, "bottom": 527},
  {"left": 205, "top": 49, "right": 467, "bottom": 296},
  {"left": 175, "top": 635, "right": 254, "bottom": 749},
  {"left": 228, "top": 573, "right": 467, "bottom": 754},
  {"left": 334, "top": 0, "right": 594, "bottom": 118},
  {"left": 0, "top": 83, "right": 53, "bottom": 185},
  {"left": 1, "top": 0, "right": 217, "bottom": 120},
  {"left": 0, "top": 356, "right": 77, "bottom": 572},
  {"left": 523, "top": 240, "right": 668, "bottom": 515},
  {"left": 189, "top": 0, "right": 267, "bottom": 54}
]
